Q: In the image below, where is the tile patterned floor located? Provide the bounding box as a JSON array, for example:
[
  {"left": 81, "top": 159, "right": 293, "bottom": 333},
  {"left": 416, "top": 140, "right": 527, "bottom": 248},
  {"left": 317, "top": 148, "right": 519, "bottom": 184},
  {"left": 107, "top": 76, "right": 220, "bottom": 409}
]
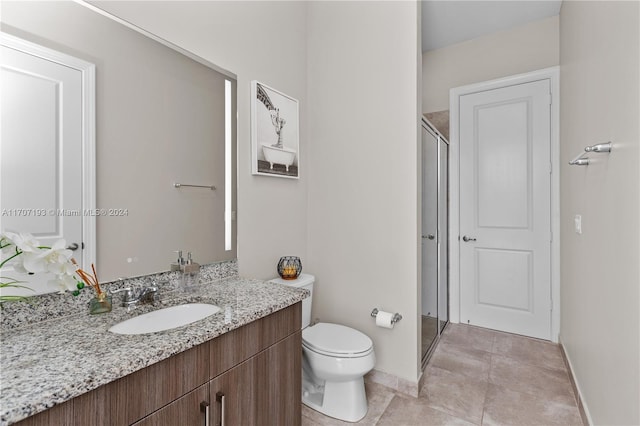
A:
[{"left": 301, "top": 324, "right": 584, "bottom": 426}]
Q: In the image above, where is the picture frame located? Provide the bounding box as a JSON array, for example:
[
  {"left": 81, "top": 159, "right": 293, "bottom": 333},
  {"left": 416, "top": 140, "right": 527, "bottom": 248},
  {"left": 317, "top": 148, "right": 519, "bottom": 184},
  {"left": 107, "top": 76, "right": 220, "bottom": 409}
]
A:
[{"left": 251, "top": 80, "right": 300, "bottom": 179}]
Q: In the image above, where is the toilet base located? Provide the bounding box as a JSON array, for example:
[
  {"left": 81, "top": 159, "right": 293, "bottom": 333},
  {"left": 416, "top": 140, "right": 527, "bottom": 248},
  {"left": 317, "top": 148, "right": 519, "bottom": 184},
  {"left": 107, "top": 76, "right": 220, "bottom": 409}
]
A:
[{"left": 302, "top": 376, "right": 368, "bottom": 423}]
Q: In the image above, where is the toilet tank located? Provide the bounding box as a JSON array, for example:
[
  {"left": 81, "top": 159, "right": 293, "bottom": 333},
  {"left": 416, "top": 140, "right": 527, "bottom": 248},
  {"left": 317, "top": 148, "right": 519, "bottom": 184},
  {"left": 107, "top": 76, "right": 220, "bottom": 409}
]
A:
[{"left": 269, "top": 273, "right": 314, "bottom": 328}]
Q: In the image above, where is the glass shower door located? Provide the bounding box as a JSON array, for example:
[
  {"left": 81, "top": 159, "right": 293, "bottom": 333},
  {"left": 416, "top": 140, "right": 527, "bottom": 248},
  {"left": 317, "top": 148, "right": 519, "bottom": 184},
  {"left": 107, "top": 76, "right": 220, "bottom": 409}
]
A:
[
  {"left": 421, "top": 121, "right": 450, "bottom": 365},
  {"left": 421, "top": 126, "right": 439, "bottom": 361}
]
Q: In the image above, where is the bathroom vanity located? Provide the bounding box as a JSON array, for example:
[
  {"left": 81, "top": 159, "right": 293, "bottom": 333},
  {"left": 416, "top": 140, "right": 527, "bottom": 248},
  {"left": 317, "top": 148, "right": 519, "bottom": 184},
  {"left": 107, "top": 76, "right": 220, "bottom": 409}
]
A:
[{"left": 0, "top": 273, "right": 308, "bottom": 426}]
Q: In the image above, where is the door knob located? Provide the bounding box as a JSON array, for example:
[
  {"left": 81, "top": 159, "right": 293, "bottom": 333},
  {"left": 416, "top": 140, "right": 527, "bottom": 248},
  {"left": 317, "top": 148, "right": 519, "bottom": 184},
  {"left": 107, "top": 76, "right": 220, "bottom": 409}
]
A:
[
  {"left": 462, "top": 236, "right": 476, "bottom": 242},
  {"left": 422, "top": 234, "right": 435, "bottom": 240},
  {"left": 67, "top": 242, "right": 79, "bottom": 251}
]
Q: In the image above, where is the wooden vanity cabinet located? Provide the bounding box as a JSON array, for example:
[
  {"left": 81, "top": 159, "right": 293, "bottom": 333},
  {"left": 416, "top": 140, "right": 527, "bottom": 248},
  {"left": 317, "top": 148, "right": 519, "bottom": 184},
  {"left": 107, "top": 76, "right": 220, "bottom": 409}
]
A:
[
  {"left": 208, "top": 331, "right": 302, "bottom": 426},
  {"left": 135, "top": 331, "right": 302, "bottom": 426},
  {"left": 133, "top": 384, "right": 209, "bottom": 426},
  {"left": 16, "top": 303, "right": 302, "bottom": 426}
]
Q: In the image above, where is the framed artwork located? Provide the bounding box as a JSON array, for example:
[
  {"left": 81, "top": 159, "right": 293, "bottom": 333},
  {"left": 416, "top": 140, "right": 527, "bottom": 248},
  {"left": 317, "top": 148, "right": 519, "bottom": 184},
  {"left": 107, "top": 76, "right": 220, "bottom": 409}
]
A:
[{"left": 251, "top": 80, "right": 300, "bottom": 179}]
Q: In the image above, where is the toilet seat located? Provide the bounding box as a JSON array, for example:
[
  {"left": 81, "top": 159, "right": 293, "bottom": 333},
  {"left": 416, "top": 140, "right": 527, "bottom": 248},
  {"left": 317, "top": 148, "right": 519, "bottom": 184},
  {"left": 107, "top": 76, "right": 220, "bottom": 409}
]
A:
[{"left": 302, "top": 323, "right": 373, "bottom": 358}]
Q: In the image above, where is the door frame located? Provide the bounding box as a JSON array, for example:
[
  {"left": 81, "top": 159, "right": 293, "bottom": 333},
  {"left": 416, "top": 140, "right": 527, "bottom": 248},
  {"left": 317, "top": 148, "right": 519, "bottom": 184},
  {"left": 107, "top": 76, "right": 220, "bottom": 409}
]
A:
[
  {"left": 449, "top": 67, "right": 560, "bottom": 342},
  {"left": 1, "top": 32, "right": 96, "bottom": 271}
]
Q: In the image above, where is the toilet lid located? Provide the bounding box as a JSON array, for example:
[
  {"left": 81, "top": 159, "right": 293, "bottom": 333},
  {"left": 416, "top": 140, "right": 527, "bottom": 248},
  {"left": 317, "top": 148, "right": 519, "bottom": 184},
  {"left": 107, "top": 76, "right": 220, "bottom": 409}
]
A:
[{"left": 302, "top": 323, "right": 373, "bottom": 356}]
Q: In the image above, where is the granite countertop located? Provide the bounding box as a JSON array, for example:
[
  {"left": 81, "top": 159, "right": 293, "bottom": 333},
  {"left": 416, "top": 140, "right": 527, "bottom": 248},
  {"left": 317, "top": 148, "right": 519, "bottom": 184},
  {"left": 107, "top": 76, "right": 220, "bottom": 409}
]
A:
[{"left": 0, "top": 276, "right": 309, "bottom": 425}]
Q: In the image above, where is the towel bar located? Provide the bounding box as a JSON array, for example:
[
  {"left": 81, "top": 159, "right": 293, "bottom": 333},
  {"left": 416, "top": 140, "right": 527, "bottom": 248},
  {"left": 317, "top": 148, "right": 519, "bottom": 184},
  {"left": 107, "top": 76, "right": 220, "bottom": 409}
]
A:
[{"left": 173, "top": 182, "right": 216, "bottom": 190}]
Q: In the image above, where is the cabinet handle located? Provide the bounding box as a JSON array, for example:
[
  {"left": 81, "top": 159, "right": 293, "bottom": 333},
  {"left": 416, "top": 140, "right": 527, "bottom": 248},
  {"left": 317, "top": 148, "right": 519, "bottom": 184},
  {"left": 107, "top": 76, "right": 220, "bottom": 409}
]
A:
[
  {"left": 200, "top": 401, "right": 210, "bottom": 426},
  {"left": 216, "top": 392, "right": 226, "bottom": 426}
]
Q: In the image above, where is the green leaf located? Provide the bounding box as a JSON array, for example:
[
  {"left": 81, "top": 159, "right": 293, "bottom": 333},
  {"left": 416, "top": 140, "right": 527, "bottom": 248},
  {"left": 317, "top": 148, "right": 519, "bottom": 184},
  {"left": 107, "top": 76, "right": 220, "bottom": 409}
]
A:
[{"left": 0, "top": 295, "right": 30, "bottom": 303}]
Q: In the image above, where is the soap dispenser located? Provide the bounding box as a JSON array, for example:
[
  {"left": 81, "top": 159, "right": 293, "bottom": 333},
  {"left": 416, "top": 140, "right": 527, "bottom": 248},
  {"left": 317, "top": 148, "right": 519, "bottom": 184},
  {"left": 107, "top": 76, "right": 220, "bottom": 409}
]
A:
[
  {"left": 182, "top": 252, "right": 201, "bottom": 289},
  {"left": 171, "top": 250, "right": 185, "bottom": 272}
]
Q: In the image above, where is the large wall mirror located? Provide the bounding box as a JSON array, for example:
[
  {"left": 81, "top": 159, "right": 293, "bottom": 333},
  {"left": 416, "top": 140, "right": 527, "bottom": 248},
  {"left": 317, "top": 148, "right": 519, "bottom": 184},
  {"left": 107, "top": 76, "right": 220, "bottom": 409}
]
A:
[{"left": 0, "top": 1, "right": 237, "bottom": 294}]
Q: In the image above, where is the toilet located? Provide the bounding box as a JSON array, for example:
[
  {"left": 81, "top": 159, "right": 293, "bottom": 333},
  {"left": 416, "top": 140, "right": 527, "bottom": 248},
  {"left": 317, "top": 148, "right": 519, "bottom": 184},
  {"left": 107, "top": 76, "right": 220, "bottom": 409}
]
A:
[{"left": 270, "top": 274, "right": 375, "bottom": 422}]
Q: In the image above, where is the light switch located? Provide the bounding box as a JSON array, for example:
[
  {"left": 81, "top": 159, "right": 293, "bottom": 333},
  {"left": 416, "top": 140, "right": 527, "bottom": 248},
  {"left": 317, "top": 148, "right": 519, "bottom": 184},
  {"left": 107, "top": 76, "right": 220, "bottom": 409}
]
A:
[{"left": 574, "top": 215, "right": 582, "bottom": 234}]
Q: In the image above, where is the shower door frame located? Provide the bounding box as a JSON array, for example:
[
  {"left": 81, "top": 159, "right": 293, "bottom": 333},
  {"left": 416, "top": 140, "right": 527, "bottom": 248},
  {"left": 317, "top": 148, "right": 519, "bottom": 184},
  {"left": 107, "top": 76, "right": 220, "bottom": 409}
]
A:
[{"left": 420, "top": 118, "right": 450, "bottom": 369}]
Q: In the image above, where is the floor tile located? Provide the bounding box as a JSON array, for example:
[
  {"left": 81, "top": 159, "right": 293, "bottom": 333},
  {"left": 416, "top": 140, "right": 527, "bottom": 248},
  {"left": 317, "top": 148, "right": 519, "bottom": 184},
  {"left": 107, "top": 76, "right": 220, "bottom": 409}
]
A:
[
  {"left": 301, "top": 414, "right": 325, "bottom": 426},
  {"left": 429, "top": 341, "right": 492, "bottom": 381},
  {"left": 489, "top": 354, "right": 576, "bottom": 406},
  {"left": 492, "top": 332, "right": 566, "bottom": 372},
  {"left": 301, "top": 381, "right": 395, "bottom": 425},
  {"left": 366, "top": 369, "right": 398, "bottom": 390},
  {"left": 420, "top": 366, "right": 489, "bottom": 424},
  {"left": 441, "top": 323, "right": 497, "bottom": 353},
  {"left": 377, "top": 394, "right": 475, "bottom": 426},
  {"left": 482, "top": 383, "right": 583, "bottom": 426},
  {"left": 305, "top": 324, "right": 582, "bottom": 426}
]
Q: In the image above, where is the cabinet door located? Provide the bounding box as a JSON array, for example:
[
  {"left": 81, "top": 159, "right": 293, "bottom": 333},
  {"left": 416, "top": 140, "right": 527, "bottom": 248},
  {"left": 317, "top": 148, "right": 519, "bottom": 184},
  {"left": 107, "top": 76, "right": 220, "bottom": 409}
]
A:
[
  {"left": 209, "top": 332, "right": 301, "bottom": 426},
  {"left": 256, "top": 331, "right": 301, "bottom": 426},
  {"left": 133, "top": 384, "right": 209, "bottom": 426},
  {"left": 209, "top": 357, "right": 257, "bottom": 426}
]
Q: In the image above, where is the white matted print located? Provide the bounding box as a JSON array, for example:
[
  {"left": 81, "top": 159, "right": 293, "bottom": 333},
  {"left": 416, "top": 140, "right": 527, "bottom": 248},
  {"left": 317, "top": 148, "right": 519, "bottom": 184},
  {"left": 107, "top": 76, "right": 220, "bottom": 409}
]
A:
[{"left": 251, "top": 81, "right": 299, "bottom": 179}]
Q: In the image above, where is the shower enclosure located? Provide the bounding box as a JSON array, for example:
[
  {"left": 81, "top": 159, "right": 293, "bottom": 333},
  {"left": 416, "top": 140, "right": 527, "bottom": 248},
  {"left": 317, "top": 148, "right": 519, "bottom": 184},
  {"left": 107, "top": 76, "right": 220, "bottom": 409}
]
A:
[{"left": 420, "top": 118, "right": 449, "bottom": 366}]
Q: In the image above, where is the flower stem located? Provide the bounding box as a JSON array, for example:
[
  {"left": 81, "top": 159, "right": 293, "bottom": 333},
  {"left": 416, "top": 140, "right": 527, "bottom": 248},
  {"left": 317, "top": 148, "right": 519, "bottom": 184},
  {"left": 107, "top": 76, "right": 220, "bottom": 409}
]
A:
[{"left": 0, "top": 250, "right": 23, "bottom": 269}]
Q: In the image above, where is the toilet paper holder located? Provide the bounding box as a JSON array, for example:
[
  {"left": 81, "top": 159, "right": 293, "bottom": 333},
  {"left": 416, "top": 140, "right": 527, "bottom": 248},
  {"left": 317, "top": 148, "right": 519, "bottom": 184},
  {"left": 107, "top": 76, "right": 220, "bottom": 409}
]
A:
[{"left": 371, "top": 308, "right": 402, "bottom": 324}]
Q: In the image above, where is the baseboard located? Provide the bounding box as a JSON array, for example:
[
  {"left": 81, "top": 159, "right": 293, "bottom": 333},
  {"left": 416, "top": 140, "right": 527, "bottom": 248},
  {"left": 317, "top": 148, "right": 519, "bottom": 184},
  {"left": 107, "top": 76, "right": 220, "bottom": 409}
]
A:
[
  {"left": 364, "top": 369, "right": 424, "bottom": 398},
  {"left": 559, "top": 338, "right": 593, "bottom": 426}
]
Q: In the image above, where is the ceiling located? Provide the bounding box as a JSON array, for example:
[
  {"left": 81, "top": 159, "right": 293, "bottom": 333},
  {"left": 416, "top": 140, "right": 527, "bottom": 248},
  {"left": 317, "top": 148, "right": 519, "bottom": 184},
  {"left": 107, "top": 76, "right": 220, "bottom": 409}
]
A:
[{"left": 422, "top": 1, "right": 563, "bottom": 52}]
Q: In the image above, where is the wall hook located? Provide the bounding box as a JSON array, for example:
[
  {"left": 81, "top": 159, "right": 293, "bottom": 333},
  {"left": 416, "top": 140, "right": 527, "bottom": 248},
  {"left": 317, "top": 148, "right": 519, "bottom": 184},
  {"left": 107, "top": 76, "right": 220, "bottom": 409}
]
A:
[{"left": 569, "top": 142, "right": 612, "bottom": 166}]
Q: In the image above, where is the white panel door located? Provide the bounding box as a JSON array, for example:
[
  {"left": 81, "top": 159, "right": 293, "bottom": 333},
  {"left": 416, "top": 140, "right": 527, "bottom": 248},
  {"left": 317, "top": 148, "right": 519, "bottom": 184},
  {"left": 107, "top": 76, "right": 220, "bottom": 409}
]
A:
[
  {"left": 459, "top": 79, "right": 551, "bottom": 339},
  {"left": 1, "top": 44, "right": 83, "bottom": 295}
]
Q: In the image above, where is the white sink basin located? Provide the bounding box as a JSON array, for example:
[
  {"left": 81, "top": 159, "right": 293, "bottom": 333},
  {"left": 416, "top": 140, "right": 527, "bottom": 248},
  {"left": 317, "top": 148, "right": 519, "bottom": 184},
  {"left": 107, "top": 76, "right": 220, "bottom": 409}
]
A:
[{"left": 109, "top": 303, "right": 221, "bottom": 335}]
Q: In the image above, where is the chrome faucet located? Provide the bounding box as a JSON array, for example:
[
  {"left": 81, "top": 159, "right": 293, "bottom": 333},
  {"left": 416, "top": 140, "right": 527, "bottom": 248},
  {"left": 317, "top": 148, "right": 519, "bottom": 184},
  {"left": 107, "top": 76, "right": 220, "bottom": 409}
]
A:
[{"left": 112, "top": 282, "right": 159, "bottom": 307}]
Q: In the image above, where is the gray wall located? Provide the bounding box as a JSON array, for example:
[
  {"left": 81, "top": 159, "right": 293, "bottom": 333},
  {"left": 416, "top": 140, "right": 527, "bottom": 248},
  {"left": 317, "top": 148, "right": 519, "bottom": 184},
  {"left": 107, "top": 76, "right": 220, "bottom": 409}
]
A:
[
  {"left": 307, "top": 1, "right": 422, "bottom": 382},
  {"left": 559, "top": 1, "right": 639, "bottom": 424},
  {"left": 422, "top": 15, "right": 559, "bottom": 113},
  {"left": 92, "top": 1, "right": 309, "bottom": 281}
]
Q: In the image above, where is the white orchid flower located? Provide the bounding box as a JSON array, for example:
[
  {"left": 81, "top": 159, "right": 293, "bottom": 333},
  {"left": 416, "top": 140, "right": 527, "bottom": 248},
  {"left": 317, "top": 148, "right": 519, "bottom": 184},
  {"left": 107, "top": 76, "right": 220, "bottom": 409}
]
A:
[
  {"left": 1, "top": 234, "right": 15, "bottom": 255},
  {"left": 22, "top": 239, "right": 73, "bottom": 274},
  {"left": 1, "top": 231, "right": 83, "bottom": 299},
  {"left": 48, "top": 274, "right": 78, "bottom": 293},
  {"left": 47, "top": 258, "right": 78, "bottom": 276},
  {"left": 0, "top": 231, "right": 18, "bottom": 248},
  {"left": 2, "top": 232, "right": 41, "bottom": 253},
  {"left": 9, "top": 259, "right": 29, "bottom": 274},
  {"left": 1, "top": 244, "right": 13, "bottom": 256}
]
